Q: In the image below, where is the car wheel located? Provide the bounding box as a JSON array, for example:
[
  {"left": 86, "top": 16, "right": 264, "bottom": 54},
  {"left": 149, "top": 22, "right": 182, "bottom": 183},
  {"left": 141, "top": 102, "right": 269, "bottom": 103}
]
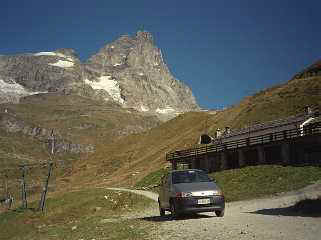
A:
[
  {"left": 158, "top": 200, "right": 165, "bottom": 217},
  {"left": 170, "top": 200, "right": 178, "bottom": 219},
  {"left": 215, "top": 210, "right": 225, "bottom": 217}
]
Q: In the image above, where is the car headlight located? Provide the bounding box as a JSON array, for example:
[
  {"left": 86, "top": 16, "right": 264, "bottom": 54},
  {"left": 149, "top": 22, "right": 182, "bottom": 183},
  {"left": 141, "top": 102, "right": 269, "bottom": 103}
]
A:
[{"left": 176, "top": 192, "right": 193, "bottom": 198}]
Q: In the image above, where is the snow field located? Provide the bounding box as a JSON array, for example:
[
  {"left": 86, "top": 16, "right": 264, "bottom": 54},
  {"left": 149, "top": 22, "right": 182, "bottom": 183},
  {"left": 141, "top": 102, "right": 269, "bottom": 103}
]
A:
[
  {"left": 156, "top": 107, "right": 175, "bottom": 114},
  {"left": 34, "top": 52, "right": 73, "bottom": 60},
  {"left": 85, "top": 76, "right": 125, "bottom": 104},
  {"left": 140, "top": 105, "right": 149, "bottom": 112},
  {"left": 49, "top": 60, "right": 74, "bottom": 68}
]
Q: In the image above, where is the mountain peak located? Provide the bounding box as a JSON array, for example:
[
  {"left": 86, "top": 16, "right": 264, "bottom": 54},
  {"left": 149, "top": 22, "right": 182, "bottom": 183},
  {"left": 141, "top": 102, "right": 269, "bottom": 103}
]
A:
[
  {"left": 135, "top": 31, "right": 154, "bottom": 43},
  {"left": 0, "top": 31, "right": 199, "bottom": 120},
  {"left": 85, "top": 32, "right": 199, "bottom": 117}
]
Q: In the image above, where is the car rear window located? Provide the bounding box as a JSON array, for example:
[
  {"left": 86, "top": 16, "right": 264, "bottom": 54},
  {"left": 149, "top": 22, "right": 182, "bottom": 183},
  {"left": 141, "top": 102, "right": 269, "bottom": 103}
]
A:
[{"left": 172, "top": 170, "right": 211, "bottom": 184}]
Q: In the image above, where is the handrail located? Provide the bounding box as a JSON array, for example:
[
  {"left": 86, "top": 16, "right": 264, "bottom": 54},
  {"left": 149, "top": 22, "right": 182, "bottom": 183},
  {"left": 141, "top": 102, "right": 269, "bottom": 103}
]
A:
[{"left": 166, "top": 121, "right": 321, "bottom": 161}]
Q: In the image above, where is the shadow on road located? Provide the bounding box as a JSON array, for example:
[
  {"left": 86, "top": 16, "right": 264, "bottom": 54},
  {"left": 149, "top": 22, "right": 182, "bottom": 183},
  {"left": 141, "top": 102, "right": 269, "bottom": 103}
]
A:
[
  {"left": 249, "top": 198, "right": 321, "bottom": 218},
  {"left": 140, "top": 213, "right": 214, "bottom": 222}
]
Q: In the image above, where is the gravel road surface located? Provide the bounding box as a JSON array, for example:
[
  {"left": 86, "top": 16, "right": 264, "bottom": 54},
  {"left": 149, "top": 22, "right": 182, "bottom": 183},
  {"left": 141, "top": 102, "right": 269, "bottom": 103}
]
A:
[{"left": 107, "top": 182, "right": 321, "bottom": 240}]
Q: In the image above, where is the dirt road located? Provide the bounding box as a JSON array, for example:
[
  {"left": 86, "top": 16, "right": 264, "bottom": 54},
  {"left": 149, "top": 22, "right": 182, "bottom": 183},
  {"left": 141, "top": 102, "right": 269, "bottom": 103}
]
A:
[{"left": 107, "top": 182, "right": 321, "bottom": 240}]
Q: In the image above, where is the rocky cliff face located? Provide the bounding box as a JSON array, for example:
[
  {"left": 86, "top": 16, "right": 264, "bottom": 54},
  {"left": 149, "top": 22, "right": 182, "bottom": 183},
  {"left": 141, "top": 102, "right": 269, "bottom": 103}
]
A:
[
  {"left": 0, "top": 112, "right": 95, "bottom": 154},
  {"left": 0, "top": 48, "right": 84, "bottom": 103},
  {"left": 0, "top": 31, "right": 199, "bottom": 118},
  {"left": 85, "top": 31, "right": 199, "bottom": 115}
]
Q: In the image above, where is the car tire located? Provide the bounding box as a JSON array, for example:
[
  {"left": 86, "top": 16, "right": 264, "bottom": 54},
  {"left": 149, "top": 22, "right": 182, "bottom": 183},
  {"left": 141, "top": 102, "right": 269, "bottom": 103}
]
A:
[
  {"left": 170, "top": 200, "right": 178, "bottom": 219},
  {"left": 215, "top": 210, "right": 225, "bottom": 217},
  {"left": 158, "top": 200, "right": 165, "bottom": 217}
]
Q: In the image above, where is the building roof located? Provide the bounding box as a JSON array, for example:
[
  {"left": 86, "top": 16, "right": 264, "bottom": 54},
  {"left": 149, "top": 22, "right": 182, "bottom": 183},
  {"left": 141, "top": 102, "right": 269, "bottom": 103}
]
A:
[{"left": 221, "top": 113, "right": 310, "bottom": 139}]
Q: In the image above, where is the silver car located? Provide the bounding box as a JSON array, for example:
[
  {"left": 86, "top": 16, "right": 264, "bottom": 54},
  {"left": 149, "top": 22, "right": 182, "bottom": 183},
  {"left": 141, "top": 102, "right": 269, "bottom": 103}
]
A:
[{"left": 158, "top": 169, "right": 225, "bottom": 218}]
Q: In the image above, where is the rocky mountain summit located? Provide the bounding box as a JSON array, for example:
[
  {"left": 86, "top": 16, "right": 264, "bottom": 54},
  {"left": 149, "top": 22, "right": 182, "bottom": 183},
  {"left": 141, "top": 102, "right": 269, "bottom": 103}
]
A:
[
  {"left": 0, "top": 31, "right": 199, "bottom": 119},
  {"left": 85, "top": 31, "right": 199, "bottom": 115}
]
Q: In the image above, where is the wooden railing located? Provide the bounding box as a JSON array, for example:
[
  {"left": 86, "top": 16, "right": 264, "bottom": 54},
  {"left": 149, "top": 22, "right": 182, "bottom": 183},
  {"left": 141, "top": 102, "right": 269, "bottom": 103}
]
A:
[{"left": 166, "top": 122, "right": 321, "bottom": 162}]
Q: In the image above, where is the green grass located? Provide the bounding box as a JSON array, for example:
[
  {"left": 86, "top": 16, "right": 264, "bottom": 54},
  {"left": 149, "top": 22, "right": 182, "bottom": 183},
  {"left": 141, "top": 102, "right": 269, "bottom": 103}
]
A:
[
  {"left": 0, "top": 188, "right": 156, "bottom": 240},
  {"left": 135, "top": 165, "right": 321, "bottom": 203},
  {"left": 135, "top": 168, "right": 169, "bottom": 190},
  {"left": 0, "top": 129, "right": 49, "bottom": 167},
  {"left": 210, "top": 165, "right": 321, "bottom": 202},
  {"left": 2, "top": 76, "right": 320, "bottom": 190}
]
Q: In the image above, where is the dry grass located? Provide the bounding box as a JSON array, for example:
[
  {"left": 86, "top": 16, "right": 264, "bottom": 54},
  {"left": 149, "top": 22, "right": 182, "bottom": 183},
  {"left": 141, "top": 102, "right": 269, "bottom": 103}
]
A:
[
  {"left": 1, "top": 77, "right": 321, "bottom": 191},
  {"left": 1, "top": 93, "right": 160, "bottom": 145}
]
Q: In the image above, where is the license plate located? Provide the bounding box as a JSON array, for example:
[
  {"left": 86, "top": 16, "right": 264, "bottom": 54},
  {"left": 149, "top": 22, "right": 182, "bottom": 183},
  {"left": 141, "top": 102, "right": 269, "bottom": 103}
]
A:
[{"left": 197, "top": 198, "right": 210, "bottom": 205}]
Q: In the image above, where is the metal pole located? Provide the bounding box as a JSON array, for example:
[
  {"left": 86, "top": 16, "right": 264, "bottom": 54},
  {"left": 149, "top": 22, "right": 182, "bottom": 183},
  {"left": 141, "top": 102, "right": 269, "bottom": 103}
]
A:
[
  {"left": 21, "top": 166, "right": 27, "bottom": 209},
  {"left": 4, "top": 172, "right": 8, "bottom": 198},
  {"left": 49, "top": 130, "right": 55, "bottom": 155},
  {"left": 38, "top": 163, "right": 53, "bottom": 212}
]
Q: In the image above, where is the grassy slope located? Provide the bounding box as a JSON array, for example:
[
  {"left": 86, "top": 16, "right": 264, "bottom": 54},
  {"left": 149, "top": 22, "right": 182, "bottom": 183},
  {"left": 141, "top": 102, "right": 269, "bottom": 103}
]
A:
[
  {"left": 0, "top": 188, "right": 156, "bottom": 240},
  {"left": 194, "top": 76, "right": 320, "bottom": 138},
  {"left": 76, "top": 76, "right": 321, "bottom": 187},
  {"left": 1, "top": 76, "right": 321, "bottom": 190},
  {"left": 211, "top": 165, "right": 321, "bottom": 202},
  {"left": 0, "top": 129, "right": 49, "bottom": 167},
  {"left": 1, "top": 93, "right": 160, "bottom": 145},
  {"left": 1, "top": 70, "right": 321, "bottom": 240},
  {"left": 0, "top": 93, "right": 160, "bottom": 202},
  {"left": 71, "top": 111, "right": 210, "bottom": 187},
  {"left": 135, "top": 165, "right": 321, "bottom": 202}
]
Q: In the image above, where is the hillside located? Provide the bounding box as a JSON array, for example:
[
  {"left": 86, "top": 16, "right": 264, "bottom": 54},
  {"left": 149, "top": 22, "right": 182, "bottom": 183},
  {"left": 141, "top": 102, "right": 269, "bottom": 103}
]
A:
[
  {"left": 66, "top": 74, "right": 321, "bottom": 188},
  {"left": 0, "top": 93, "right": 160, "bottom": 165},
  {"left": 0, "top": 68, "right": 320, "bottom": 195}
]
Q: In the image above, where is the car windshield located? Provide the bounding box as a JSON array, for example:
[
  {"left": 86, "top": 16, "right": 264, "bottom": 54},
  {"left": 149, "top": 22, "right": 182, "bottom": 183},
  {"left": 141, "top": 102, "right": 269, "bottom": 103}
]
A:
[{"left": 172, "top": 170, "right": 211, "bottom": 184}]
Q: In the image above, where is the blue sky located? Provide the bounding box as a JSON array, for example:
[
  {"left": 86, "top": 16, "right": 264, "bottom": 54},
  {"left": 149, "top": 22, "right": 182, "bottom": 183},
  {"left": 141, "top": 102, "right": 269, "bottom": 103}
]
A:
[{"left": 1, "top": 0, "right": 320, "bottom": 109}]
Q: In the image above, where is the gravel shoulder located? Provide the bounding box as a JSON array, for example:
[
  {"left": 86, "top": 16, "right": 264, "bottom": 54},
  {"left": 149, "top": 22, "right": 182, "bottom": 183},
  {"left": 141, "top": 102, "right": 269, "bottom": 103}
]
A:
[{"left": 107, "top": 181, "right": 321, "bottom": 240}]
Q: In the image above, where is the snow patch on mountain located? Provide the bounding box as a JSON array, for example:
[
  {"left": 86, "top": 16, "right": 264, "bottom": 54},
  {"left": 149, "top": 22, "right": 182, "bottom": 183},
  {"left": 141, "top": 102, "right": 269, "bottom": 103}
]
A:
[
  {"left": 34, "top": 52, "right": 57, "bottom": 56},
  {"left": 156, "top": 107, "right": 175, "bottom": 114},
  {"left": 49, "top": 60, "right": 74, "bottom": 68},
  {"left": 140, "top": 105, "right": 149, "bottom": 112},
  {"left": 34, "top": 52, "right": 74, "bottom": 62},
  {"left": 85, "top": 76, "right": 124, "bottom": 104},
  {"left": 0, "top": 79, "right": 28, "bottom": 94}
]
